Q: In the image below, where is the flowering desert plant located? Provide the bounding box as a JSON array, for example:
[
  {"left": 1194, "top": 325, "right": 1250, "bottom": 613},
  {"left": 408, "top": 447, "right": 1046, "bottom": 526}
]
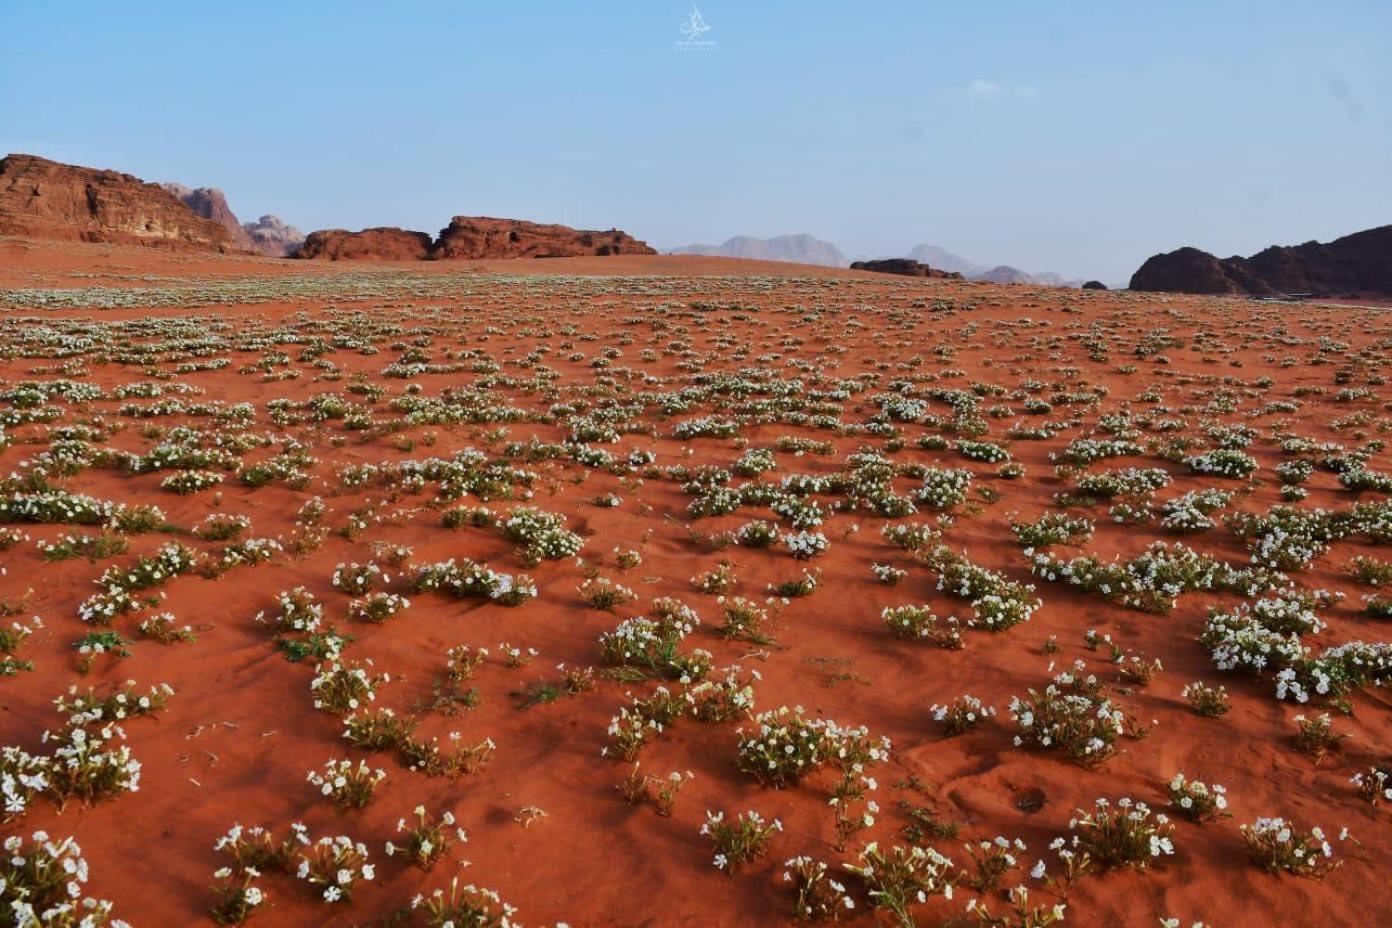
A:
[
  {"left": 1352, "top": 764, "right": 1392, "bottom": 806},
  {"left": 307, "top": 758, "right": 385, "bottom": 808},
  {"left": 882, "top": 605, "right": 962, "bottom": 648},
  {"left": 412, "top": 877, "right": 519, "bottom": 928},
  {"left": 966, "top": 886, "right": 1066, "bottom": 928},
  {"left": 160, "top": 469, "right": 224, "bottom": 494},
  {"left": 783, "top": 856, "right": 855, "bottom": 921},
  {"left": 139, "top": 612, "right": 197, "bottom": 644},
  {"left": 578, "top": 576, "right": 638, "bottom": 611},
  {"left": 1293, "top": 713, "right": 1345, "bottom": 763},
  {"left": 500, "top": 505, "right": 583, "bottom": 561},
  {"left": 1167, "top": 774, "right": 1229, "bottom": 822},
  {"left": 210, "top": 866, "right": 266, "bottom": 926},
  {"left": 1, "top": 832, "right": 127, "bottom": 927},
  {"left": 737, "top": 706, "right": 889, "bottom": 788},
  {"left": 931, "top": 695, "right": 996, "bottom": 735},
  {"left": 1240, "top": 818, "right": 1340, "bottom": 878},
  {"left": 618, "top": 765, "right": 692, "bottom": 816},
  {"left": 348, "top": 591, "right": 409, "bottom": 624},
  {"left": 963, "top": 835, "right": 1026, "bottom": 891},
  {"left": 385, "top": 805, "right": 466, "bottom": 870},
  {"left": 332, "top": 560, "right": 385, "bottom": 594},
  {"left": 296, "top": 833, "right": 374, "bottom": 903},
  {"left": 310, "top": 659, "right": 388, "bottom": 715},
  {"left": 872, "top": 563, "right": 908, "bottom": 585},
  {"left": 702, "top": 809, "right": 782, "bottom": 873},
  {"left": 843, "top": 842, "right": 955, "bottom": 928},
  {"left": 1010, "top": 664, "right": 1127, "bottom": 767},
  {"left": 784, "top": 530, "right": 830, "bottom": 560},
  {"left": 1069, "top": 797, "right": 1175, "bottom": 869},
  {"left": 413, "top": 558, "right": 537, "bottom": 606}
]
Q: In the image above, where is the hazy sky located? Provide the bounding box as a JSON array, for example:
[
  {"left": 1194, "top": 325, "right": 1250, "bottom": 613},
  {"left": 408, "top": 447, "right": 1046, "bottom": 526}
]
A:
[{"left": 2, "top": 1, "right": 1388, "bottom": 284}]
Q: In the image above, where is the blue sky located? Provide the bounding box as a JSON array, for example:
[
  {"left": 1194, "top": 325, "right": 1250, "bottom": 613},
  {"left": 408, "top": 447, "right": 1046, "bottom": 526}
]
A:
[{"left": 2, "top": 1, "right": 1388, "bottom": 283}]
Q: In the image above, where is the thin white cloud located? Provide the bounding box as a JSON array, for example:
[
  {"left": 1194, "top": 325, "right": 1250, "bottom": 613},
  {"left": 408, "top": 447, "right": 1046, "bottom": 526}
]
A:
[{"left": 964, "top": 80, "right": 1040, "bottom": 101}]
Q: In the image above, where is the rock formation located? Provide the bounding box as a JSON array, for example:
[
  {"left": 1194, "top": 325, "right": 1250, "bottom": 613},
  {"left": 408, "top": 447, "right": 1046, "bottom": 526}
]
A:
[
  {"left": 849, "top": 258, "right": 963, "bottom": 279},
  {"left": 161, "top": 183, "right": 254, "bottom": 250},
  {"left": 0, "top": 154, "right": 237, "bottom": 250},
  {"left": 296, "top": 228, "right": 433, "bottom": 261},
  {"left": 242, "top": 214, "right": 304, "bottom": 257},
  {"left": 296, "top": 216, "right": 655, "bottom": 261},
  {"left": 1130, "top": 226, "right": 1392, "bottom": 298},
  {"left": 1081, "top": 280, "right": 1109, "bottom": 290},
  {"left": 431, "top": 216, "right": 655, "bottom": 260},
  {"left": 671, "top": 234, "right": 845, "bottom": 267}
]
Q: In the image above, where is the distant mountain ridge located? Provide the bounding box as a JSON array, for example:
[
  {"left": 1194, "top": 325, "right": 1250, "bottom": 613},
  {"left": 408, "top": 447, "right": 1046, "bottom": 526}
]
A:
[
  {"left": 670, "top": 233, "right": 1078, "bottom": 284},
  {"left": 906, "top": 243, "right": 1078, "bottom": 286},
  {"left": 669, "top": 234, "right": 846, "bottom": 267}
]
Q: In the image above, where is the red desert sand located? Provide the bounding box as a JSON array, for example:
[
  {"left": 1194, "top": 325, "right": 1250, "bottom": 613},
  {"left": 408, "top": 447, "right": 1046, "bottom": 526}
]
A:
[{"left": 2, "top": 238, "right": 1391, "bottom": 927}]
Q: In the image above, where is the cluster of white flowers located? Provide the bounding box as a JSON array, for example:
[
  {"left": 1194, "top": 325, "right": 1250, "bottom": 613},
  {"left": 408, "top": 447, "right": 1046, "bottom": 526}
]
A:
[
  {"left": 332, "top": 560, "right": 386, "bottom": 594},
  {"left": 1, "top": 831, "right": 129, "bottom": 927},
  {"left": 1240, "top": 817, "right": 1341, "bottom": 877},
  {"left": 1050, "top": 437, "right": 1144, "bottom": 466},
  {"left": 297, "top": 833, "right": 374, "bottom": 903},
  {"left": 1159, "top": 489, "right": 1231, "bottom": 533},
  {"left": 930, "top": 694, "right": 996, "bottom": 735},
  {"left": 258, "top": 586, "right": 324, "bottom": 633},
  {"left": 1184, "top": 448, "right": 1258, "bottom": 479},
  {"left": 916, "top": 467, "right": 973, "bottom": 510},
  {"left": 783, "top": 530, "right": 829, "bottom": 560},
  {"left": 701, "top": 809, "right": 783, "bottom": 872},
  {"left": 871, "top": 562, "right": 908, "bottom": 585},
  {"left": 1010, "top": 663, "right": 1127, "bottom": 765},
  {"left": 1167, "top": 773, "right": 1228, "bottom": 821},
  {"left": 737, "top": 706, "right": 889, "bottom": 787},
  {"left": 307, "top": 758, "right": 385, "bottom": 807},
  {"left": 500, "top": 506, "right": 584, "bottom": 560},
  {"left": 77, "top": 542, "right": 199, "bottom": 624},
  {"left": 413, "top": 558, "right": 538, "bottom": 606},
  {"left": 310, "top": 659, "right": 387, "bottom": 714},
  {"left": 349, "top": 591, "right": 410, "bottom": 624}
]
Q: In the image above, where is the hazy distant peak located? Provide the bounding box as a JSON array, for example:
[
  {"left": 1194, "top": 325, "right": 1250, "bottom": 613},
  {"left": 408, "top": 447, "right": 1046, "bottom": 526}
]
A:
[{"left": 670, "top": 233, "right": 846, "bottom": 267}]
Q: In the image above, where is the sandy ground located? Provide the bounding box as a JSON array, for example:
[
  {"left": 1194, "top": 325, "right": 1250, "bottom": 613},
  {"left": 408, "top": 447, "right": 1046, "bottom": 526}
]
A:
[{"left": 1, "top": 239, "right": 1390, "bottom": 927}]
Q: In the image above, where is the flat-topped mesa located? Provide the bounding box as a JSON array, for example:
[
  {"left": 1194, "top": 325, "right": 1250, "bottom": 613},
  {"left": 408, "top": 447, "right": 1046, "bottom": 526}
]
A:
[
  {"left": 1130, "top": 225, "right": 1392, "bottom": 298},
  {"left": 296, "top": 227, "right": 433, "bottom": 261},
  {"left": 295, "top": 216, "right": 657, "bottom": 261},
  {"left": 430, "top": 216, "right": 656, "bottom": 259},
  {"left": 849, "top": 258, "right": 963, "bottom": 279},
  {"left": 0, "top": 153, "right": 237, "bottom": 250}
]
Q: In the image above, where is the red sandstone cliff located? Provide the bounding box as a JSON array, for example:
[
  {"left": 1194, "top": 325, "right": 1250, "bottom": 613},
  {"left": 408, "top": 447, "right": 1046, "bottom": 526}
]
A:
[{"left": 0, "top": 154, "right": 236, "bottom": 250}]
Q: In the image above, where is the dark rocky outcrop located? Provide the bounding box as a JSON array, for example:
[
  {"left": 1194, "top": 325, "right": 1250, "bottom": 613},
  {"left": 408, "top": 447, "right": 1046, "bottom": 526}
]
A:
[
  {"left": 0, "top": 154, "right": 237, "bottom": 250},
  {"left": 850, "top": 258, "right": 963, "bottom": 279},
  {"left": 1130, "top": 226, "right": 1392, "bottom": 298},
  {"left": 1081, "top": 280, "right": 1108, "bottom": 290}
]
